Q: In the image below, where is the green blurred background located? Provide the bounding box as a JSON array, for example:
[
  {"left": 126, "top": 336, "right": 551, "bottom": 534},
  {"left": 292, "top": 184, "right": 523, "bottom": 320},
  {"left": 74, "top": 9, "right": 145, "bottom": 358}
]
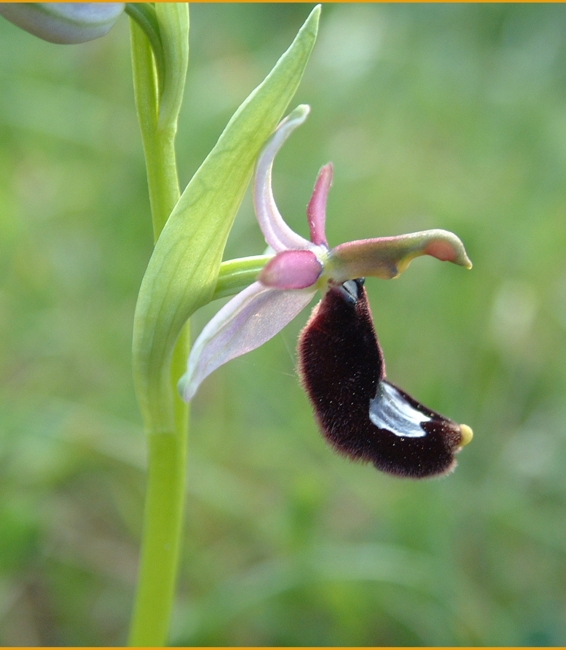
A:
[{"left": 1, "top": 3, "right": 566, "bottom": 645}]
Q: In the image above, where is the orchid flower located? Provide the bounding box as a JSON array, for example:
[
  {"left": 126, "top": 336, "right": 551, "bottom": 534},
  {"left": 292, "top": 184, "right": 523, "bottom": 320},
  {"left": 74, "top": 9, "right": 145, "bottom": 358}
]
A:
[{"left": 180, "top": 104, "right": 474, "bottom": 478}]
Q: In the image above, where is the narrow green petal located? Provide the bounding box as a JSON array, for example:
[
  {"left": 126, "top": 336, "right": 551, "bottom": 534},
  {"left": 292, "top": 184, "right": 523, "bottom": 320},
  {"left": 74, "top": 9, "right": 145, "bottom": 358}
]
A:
[{"left": 133, "top": 6, "right": 320, "bottom": 434}]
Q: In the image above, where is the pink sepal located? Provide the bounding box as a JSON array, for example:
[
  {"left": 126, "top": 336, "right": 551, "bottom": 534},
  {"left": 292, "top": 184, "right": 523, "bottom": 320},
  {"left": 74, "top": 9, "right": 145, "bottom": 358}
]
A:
[
  {"left": 253, "top": 107, "right": 312, "bottom": 252},
  {"left": 180, "top": 281, "right": 317, "bottom": 401}
]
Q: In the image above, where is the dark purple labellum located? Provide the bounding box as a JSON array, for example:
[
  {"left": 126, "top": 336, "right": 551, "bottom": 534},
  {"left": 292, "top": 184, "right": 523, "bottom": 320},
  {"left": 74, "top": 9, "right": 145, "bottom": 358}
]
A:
[{"left": 297, "top": 279, "right": 470, "bottom": 478}]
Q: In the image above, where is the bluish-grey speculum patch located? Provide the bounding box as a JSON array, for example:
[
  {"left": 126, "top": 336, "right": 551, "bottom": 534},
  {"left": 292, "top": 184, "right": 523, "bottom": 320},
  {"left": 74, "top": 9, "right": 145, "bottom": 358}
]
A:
[{"left": 370, "top": 382, "right": 429, "bottom": 438}]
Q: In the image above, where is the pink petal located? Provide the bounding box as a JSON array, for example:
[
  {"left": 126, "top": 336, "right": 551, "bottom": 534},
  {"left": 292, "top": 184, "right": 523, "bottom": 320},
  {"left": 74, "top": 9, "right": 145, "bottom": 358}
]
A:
[
  {"left": 258, "top": 250, "right": 323, "bottom": 290},
  {"left": 307, "top": 163, "right": 332, "bottom": 246},
  {"left": 179, "top": 281, "right": 317, "bottom": 401},
  {"left": 253, "top": 106, "right": 312, "bottom": 252}
]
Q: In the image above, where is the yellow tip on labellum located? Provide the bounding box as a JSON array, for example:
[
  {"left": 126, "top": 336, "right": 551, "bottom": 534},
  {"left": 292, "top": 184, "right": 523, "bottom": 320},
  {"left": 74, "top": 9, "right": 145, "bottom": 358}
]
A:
[{"left": 459, "top": 424, "right": 474, "bottom": 447}]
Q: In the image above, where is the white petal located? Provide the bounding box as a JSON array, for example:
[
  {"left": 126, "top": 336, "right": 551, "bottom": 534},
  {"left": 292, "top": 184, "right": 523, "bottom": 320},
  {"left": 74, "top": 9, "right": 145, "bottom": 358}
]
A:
[
  {"left": 179, "top": 282, "right": 317, "bottom": 401},
  {"left": 253, "top": 105, "right": 312, "bottom": 252}
]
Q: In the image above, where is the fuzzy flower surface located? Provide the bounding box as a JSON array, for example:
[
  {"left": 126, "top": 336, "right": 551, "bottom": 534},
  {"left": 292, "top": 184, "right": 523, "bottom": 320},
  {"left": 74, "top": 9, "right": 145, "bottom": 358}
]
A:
[{"left": 179, "top": 105, "right": 471, "bottom": 404}]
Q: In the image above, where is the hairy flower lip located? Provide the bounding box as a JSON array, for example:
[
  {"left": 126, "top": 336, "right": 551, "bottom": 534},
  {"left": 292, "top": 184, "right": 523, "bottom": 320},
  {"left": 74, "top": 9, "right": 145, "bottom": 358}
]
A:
[{"left": 298, "top": 279, "right": 473, "bottom": 479}]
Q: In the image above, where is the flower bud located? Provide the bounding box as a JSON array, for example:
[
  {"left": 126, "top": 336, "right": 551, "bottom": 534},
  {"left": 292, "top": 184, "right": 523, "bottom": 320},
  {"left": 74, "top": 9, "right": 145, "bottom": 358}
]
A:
[{"left": 0, "top": 3, "right": 124, "bottom": 44}]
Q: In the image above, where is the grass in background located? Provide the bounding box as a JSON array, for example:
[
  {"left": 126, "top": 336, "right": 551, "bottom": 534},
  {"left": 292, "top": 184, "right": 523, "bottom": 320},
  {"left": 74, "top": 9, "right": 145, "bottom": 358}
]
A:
[{"left": 1, "top": 3, "right": 566, "bottom": 645}]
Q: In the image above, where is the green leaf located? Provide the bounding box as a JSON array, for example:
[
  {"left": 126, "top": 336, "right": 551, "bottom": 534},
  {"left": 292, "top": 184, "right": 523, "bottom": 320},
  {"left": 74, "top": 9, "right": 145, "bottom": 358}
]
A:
[{"left": 133, "top": 6, "right": 321, "bottom": 434}]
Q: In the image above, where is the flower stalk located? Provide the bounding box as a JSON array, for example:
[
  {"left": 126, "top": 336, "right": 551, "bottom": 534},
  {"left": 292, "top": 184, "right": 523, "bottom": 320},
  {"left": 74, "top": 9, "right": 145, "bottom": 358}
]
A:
[{"left": 128, "top": 8, "right": 190, "bottom": 646}]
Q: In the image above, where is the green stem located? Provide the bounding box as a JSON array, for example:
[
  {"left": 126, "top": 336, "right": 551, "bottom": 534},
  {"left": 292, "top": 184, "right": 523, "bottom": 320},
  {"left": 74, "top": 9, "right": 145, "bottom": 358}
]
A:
[
  {"left": 128, "top": 420, "right": 187, "bottom": 646},
  {"left": 128, "top": 18, "right": 188, "bottom": 647},
  {"left": 213, "top": 254, "right": 273, "bottom": 301}
]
